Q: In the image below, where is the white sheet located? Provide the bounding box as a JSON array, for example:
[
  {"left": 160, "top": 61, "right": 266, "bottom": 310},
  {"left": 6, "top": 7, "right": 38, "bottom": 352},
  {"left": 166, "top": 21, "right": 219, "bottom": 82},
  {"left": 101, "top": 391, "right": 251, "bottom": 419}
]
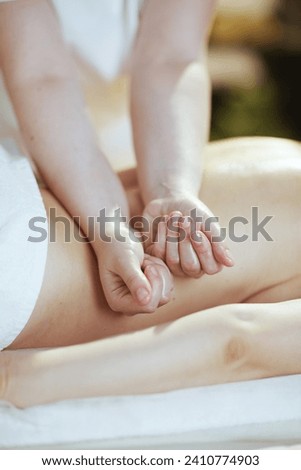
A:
[
  {"left": 0, "top": 145, "right": 48, "bottom": 350},
  {"left": 1, "top": 375, "right": 300, "bottom": 449}
]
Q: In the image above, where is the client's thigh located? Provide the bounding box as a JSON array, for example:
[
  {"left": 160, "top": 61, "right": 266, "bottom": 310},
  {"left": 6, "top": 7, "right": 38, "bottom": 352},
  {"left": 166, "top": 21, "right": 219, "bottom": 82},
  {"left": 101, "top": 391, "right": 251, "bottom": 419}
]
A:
[{"left": 8, "top": 185, "right": 249, "bottom": 351}]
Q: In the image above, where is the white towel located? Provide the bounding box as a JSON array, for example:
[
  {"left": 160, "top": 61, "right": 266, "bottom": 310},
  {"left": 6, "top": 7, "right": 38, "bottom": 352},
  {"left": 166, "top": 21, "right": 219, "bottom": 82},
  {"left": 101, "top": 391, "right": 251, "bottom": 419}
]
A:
[{"left": 0, "top": 144, "right": 48, "bottom": 350}]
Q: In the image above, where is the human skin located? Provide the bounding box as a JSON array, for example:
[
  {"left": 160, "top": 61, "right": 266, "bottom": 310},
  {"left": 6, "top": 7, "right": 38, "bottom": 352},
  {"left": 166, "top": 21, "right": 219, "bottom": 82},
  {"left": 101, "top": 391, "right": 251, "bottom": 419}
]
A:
[
  {"left": 0, "top": 0, "right": 228, "bottom": 313},
  {"left": 131, "top": 0, "right": 232, "bottom": 277},
  {"left": 6, "top": 136, "right": 301, "bottom": 350},
  {"left": 1, "top": 137, "right": 301, "bottom": 408}
]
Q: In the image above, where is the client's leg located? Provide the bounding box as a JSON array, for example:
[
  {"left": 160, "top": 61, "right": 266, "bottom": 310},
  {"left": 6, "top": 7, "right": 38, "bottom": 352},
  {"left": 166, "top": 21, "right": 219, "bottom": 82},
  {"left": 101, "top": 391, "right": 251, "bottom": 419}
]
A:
[
  {"left": 1, "top": 298, "right": 301, "bottom": 407},
  {"left": 7, "top": 137, "right": 301, "bottom": 349}
]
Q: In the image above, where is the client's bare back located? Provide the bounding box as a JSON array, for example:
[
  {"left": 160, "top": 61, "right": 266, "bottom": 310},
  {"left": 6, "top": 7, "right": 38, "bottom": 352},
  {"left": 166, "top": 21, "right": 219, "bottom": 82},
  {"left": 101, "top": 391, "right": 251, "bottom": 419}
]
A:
[{"left": 9, "top": 137, "right": 301, "bottom": 350}]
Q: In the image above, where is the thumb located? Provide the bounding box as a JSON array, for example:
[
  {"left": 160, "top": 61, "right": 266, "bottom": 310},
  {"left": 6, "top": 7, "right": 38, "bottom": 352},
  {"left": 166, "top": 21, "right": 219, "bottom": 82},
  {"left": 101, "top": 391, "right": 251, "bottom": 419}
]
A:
[
  {"left": 117, "top": 252, "right": 152, "bottom": 306},
  {"left": 143, "top": 199, "right": 168, "bottom": 250}
]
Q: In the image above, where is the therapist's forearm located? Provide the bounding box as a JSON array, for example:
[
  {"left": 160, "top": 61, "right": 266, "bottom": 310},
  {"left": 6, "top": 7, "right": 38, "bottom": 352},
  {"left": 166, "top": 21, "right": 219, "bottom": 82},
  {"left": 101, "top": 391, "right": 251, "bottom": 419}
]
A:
[
  {"left": 5, "top": 75, "right": 129, "bottom": 236},
  {"left": 131, "top": 55, "right": 211, "bottom": 204}
]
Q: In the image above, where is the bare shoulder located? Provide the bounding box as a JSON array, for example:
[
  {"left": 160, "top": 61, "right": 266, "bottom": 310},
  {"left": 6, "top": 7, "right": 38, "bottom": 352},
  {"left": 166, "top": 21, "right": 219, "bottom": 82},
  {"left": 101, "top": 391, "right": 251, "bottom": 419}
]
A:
[{"left": 206, "top": 136, "right": 301, "bottom": 164}]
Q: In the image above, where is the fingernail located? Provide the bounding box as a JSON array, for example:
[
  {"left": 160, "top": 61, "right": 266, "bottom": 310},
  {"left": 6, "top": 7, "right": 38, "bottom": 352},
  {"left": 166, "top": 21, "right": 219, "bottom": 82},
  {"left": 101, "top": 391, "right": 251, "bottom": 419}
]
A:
[{"left": 136, "top": 287, "right": 150, "bottom": 304}]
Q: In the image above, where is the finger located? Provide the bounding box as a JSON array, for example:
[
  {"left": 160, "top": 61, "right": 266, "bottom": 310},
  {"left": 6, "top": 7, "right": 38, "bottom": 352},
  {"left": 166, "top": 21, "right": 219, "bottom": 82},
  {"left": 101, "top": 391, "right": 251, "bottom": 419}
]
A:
[
  {"left": 152, "top": 216, "right": 168, "bottom": 260},
  {"left": 143, "top": 200, "right": 161, "bottom": 252},
  {"left": 143, "top": 256, "right": 174, "bottom": 302},
  {"left": 191, "top": 230, "right": 220, "bottom": 275},
  {"left": 143, "top": 199, "right": 162, "bottom": 219},
  {"left": 99, "top": 269, "right": 141, "bottom": 314},
  {"left": 116, "top": 252, "right": 152, "bottom": 306},
  {"left": 166, "top": 211, "right": 185, "bottom": 277},
  {"left": 143, "top": 264, "right": 165, "bottom": 310},
  {"left": 179, "top": 218, "right": 202, "bottom": 277},
  {"left": 201, "top": 216, "right": 235, "bottom": 267},
  {"left": 212, "top": 242, "right": 235, "bottom": 267}
]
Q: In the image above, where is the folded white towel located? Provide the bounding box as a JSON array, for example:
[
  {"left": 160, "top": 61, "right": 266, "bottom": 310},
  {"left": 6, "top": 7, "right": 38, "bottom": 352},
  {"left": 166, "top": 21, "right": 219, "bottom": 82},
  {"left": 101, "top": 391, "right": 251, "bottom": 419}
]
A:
[{"left": 0, "top": 144, "right": 48, "bottom": 350}]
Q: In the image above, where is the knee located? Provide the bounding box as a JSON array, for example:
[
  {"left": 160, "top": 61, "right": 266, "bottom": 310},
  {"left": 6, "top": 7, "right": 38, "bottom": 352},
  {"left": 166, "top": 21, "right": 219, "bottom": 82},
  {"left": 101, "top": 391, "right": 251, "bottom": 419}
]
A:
[
  {"left": 222, "top": 307, "right": 256, "bottom": 376},
  {"left": 224, "top": 336, "right": 248, "bottom": 367}
]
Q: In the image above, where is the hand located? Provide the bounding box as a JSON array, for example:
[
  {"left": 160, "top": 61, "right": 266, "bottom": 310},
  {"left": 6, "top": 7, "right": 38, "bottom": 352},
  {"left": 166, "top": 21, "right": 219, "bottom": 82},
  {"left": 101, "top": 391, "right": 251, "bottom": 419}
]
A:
[
  {"left": 94, "top": 223, "right": 174, "bottom": 315},
  {"left": 143, "top": 195, "right": 234, "bottom": 278}
]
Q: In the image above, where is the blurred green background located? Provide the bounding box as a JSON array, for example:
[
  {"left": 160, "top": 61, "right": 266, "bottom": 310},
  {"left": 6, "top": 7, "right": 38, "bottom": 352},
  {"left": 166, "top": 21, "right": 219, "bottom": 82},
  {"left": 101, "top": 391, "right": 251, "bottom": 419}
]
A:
[{"left": 209, "top": 0, "right": 301, "bottom": 141}]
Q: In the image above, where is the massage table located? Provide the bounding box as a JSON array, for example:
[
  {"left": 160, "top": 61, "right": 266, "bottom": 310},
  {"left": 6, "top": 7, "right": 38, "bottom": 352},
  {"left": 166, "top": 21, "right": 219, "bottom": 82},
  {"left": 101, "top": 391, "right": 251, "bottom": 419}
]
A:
[{"left": 1, "top": 375, "right": 300, "bottom": 449}]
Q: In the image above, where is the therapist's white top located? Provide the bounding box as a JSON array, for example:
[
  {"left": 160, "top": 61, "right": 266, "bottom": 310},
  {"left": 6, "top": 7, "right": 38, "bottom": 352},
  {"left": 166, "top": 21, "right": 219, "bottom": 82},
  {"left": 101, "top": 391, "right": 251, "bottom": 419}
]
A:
[{"left": 53, "top": 0, "right": 145, "bottom": 80}]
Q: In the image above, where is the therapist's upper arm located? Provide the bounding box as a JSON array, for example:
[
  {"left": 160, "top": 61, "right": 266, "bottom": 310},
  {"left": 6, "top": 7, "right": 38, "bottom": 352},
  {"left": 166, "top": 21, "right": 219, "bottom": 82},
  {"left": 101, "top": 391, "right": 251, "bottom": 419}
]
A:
[
  {"left": 132, "top": 0, "right": 217, "bottom": 67},
  {"left": 0, "top": 0, "right": 73, "bottom": 86}
]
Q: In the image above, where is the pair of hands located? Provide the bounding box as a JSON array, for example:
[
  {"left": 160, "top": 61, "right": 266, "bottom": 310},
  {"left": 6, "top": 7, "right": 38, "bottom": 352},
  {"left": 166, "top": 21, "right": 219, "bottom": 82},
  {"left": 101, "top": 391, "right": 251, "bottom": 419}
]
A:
[{"left": 96, "top": 195, "right": 234, "bottom": 315}]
